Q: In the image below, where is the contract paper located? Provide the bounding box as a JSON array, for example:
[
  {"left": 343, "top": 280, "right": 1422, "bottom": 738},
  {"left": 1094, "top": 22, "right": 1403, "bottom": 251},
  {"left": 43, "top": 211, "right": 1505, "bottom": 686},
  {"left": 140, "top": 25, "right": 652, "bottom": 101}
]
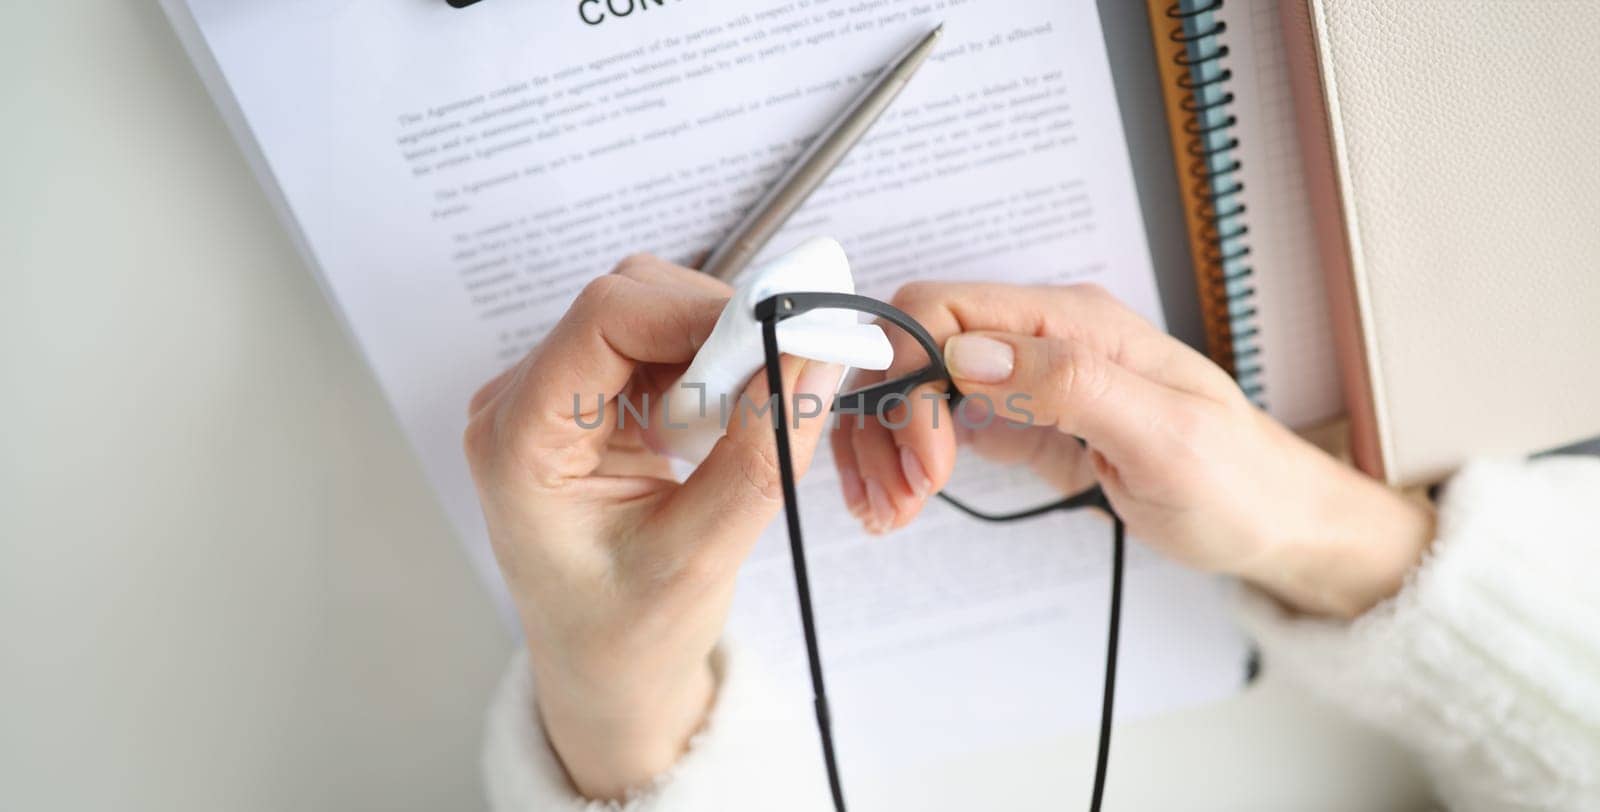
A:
[{"left": 163, "top": 0, "right": 1249, "bottom": 772}]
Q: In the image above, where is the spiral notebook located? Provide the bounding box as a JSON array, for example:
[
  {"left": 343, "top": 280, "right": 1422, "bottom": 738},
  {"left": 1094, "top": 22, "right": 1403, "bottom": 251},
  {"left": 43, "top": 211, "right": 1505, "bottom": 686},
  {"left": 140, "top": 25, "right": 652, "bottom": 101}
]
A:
[{"left": 1144, "top": 0, "right": 1342, "bottom": 430}]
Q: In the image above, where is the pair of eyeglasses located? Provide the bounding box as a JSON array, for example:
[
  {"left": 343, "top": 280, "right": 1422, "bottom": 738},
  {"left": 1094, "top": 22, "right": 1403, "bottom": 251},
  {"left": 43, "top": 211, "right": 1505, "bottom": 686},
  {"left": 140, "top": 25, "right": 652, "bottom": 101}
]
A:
[{"left": 755, "top": 292, "right": 1126, "bottom": 812}]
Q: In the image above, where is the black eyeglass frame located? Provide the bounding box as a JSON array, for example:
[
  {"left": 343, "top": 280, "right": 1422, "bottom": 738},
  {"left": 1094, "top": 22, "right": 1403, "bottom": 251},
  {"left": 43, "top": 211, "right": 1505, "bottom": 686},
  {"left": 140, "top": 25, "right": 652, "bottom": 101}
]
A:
[{"left": 755, "top": 291, "right": 1126, "bottom": 812}]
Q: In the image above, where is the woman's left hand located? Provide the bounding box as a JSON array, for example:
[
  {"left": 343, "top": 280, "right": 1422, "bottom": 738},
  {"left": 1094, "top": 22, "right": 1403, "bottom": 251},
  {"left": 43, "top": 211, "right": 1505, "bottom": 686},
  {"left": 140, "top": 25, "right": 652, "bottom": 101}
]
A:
[{"left": 832, "top": 281, "right": 1434, "bottom": 619}]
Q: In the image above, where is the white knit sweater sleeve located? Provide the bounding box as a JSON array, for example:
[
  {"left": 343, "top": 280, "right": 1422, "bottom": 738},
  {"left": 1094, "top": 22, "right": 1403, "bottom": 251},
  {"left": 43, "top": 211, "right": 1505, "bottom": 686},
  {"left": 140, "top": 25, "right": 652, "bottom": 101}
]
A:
[
  {"left": 1237, "top": 457, "right": 1600, "bottom": 812},
  {"left": 482, "top": 642, "right": 829, "bottom": 812}
]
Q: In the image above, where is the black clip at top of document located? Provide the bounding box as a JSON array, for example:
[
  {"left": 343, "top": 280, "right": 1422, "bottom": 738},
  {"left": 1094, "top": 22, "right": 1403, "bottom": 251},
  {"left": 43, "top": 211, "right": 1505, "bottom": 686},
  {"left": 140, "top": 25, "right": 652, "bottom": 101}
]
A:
[{"left": 446, "top": 0, "right": 484, "bottom": 7}]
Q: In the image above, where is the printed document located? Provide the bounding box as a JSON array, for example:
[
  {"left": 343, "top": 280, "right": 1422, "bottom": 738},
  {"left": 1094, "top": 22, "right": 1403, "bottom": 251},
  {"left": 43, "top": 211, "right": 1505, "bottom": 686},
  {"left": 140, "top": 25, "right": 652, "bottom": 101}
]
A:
[{"left": 163, "top": 0, "right": 1249, "bottom": 771}]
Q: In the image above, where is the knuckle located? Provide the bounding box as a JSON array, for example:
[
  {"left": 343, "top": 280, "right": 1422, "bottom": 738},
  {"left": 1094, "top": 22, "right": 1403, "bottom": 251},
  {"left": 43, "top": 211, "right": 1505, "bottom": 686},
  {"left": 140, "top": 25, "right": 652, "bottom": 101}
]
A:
[
  {"left": 508, "top": 420, "right": 579, "bottom": 489},
  {"left": 1164, "top": 401, "right": 1210, "bottom": 452},
  {"left": 573, "top": 274, "right": 628, "bottom": 315},
  {"left": 463, "top": 406, "right": 565, "bottom": 489},
  {"left": 887, "top": 283, "right": 954, "bottom": 352},
  {"left": 1045, "top": 339, "right": 1110, "bottom": 408},
  {"left": 1066, "top": 281, "right": 1114, "bottom": 304},
  {"left": 1063, "top": 282, "right": 1132, "bottom": 320},
  {"left": 612, "top": 252, "right": 659, "bottom": 277},
  {"left": 890, "top": 281, "right": 944, "bottom": 313},
  {"left": 462, "top": 414, "right": 494, "bottom": 467}
]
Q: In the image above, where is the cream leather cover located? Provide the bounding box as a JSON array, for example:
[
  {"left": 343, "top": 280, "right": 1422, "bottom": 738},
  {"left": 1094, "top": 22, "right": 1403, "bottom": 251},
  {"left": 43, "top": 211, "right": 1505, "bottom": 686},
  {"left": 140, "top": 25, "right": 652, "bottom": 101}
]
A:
[{"left": 1282, "top": 1, "right": 1600, "bottom": 486}]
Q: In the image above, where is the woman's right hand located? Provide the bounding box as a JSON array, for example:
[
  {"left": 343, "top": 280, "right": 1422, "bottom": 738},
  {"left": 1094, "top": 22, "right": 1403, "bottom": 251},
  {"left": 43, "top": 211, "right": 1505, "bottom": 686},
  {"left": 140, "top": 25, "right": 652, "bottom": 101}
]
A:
[
  {"left": 464, "top": 256, "right": 839, "bottom": 801},
  {"left": 833, "top": 281, "right": 1435, "bottom": 619}
]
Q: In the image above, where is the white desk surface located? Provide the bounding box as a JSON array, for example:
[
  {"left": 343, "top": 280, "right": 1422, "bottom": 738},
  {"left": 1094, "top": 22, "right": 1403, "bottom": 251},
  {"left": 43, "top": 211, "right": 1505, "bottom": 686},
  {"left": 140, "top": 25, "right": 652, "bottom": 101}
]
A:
[{"left": 1, "top": 4, "right": 1431, "bottom": 810}]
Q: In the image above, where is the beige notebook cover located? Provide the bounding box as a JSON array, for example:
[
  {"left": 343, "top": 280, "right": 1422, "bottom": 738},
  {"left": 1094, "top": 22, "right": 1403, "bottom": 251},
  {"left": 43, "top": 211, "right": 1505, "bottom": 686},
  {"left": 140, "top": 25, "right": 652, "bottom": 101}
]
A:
[{"left": 1283, "top": 0, "right": 1600, "bottom": 487}]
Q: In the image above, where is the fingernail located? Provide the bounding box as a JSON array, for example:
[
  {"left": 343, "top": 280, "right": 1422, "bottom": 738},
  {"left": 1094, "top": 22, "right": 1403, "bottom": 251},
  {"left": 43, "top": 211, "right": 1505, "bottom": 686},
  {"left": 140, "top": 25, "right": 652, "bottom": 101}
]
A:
[
  {"left": 899, "top": 445, "right": 932, "bottom": 498},
  {"left": 839, "top": 464, "right": 867, "bottom": 517},
  {"left": 797, "top": 361, "right": 844, "bottom": 402},
  {"left": 865, "top": 478, "right": 894, "bottom": 534},
  {"left": 945, "top": 336, "right": 1014, "bottom": 383}
]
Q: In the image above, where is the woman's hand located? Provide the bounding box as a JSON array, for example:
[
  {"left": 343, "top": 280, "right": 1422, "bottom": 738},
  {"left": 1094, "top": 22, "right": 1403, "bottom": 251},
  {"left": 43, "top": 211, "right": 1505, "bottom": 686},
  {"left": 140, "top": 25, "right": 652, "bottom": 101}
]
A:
[
  {"left": 464, "top": 256, "right": 840, "bottom": 800},
  {"left": 833, "top": 281, "right": 1434, "bottom": 619}
]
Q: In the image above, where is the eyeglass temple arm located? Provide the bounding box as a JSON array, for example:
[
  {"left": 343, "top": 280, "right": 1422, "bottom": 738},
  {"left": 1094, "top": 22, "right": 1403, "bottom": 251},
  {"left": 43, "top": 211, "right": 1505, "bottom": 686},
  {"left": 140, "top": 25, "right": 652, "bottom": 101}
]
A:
[{"left": 755, "top": 292, "right": 1123, "bottom": 812}]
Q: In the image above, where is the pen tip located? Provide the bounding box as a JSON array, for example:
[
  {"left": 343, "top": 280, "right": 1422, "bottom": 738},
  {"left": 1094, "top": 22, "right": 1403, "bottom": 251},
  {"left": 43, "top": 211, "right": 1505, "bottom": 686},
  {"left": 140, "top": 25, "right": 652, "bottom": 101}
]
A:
[{"left": 932, "top": 23, "right": 944, "bottom": 38}]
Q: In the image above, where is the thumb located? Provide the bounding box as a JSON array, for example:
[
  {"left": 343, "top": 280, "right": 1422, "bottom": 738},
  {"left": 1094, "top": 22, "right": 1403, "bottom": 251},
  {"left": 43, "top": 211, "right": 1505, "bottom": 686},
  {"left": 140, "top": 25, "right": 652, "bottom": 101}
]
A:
[
  {"left": 943, "top": 332, "right": 1198, "bottom": 468},
  {"left": 660, "top": 358, "right": 843, "bottom": 561}
]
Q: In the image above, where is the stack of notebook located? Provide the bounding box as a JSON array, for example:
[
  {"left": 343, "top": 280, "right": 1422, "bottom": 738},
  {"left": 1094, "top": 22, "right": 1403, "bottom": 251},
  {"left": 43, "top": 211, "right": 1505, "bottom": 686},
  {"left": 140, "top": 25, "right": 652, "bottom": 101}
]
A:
[{"left": 1145, "top": 0, "right": 1600, "bottom": 484}]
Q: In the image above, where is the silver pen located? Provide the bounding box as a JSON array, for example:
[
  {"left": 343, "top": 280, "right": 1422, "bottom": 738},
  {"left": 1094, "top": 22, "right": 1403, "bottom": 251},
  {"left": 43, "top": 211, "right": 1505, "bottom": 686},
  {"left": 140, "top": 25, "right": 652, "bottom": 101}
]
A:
[{"left": 701, "top": 24, "right": 943, "bottom": 281}]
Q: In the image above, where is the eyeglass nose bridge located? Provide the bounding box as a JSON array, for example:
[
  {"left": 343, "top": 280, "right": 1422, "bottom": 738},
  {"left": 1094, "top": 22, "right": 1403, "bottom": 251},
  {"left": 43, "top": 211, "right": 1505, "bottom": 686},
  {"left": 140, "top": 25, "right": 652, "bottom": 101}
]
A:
[{"left": 753, "top": 291, "right": 963, "bottom": 415}]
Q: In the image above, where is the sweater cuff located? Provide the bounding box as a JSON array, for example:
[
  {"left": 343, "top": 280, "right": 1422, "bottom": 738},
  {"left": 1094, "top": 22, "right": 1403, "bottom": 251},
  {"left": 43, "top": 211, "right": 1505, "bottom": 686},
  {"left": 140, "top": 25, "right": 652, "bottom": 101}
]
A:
[
  {"left": 1236, "top": 456, "right": 1600, "bottom": 811},
  {"left": 482, "top": 642, "right": 829, "bottom": 812}
]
